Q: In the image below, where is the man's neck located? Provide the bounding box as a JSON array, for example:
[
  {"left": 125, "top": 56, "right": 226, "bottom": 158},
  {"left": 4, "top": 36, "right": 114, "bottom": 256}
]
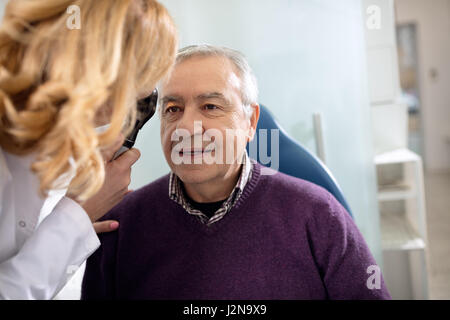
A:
[{"left": 182, "top": 163, "right": 243, "bottom": 203}]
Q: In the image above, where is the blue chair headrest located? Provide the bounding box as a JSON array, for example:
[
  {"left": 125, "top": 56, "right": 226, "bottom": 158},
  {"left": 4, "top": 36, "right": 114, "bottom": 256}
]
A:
[{"left": 247, "top": 105, "right": 353, "bottom": 218}]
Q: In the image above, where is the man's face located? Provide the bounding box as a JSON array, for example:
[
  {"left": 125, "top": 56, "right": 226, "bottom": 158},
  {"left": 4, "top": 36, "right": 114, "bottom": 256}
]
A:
[{"left": 159, "top": 55, "right": 257, "bottom": 185}]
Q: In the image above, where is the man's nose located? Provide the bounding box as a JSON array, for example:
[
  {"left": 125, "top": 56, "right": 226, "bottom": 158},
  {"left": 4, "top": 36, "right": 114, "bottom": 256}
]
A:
[{"left": 175, "top": 106, "right": 204, "bottom": 136}]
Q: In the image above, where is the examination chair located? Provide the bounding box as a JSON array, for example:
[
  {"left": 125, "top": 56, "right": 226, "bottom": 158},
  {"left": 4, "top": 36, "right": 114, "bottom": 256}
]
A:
[{"left": 247, "top": 104, "right": 353, "bottom": 218}]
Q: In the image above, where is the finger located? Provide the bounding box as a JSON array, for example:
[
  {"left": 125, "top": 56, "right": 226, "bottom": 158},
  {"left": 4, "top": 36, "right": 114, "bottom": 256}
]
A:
[
  {"left": 93, "top": 220, "right": 119, "bottom": 234},
  {"left": 114, "top": 148, "right": 141, "bottom": 167},
  {"left": 102, "top": 133, "right": 125, "bottom": 161}
]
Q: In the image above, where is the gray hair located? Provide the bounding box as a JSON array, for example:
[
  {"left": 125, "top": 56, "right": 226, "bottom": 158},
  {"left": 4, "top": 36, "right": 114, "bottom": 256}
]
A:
[{"left": 176, "top": 44, "right": 258, "bottom": 118}]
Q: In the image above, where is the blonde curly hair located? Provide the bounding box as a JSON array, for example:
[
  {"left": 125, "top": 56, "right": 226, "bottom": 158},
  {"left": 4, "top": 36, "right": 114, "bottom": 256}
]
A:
[{"left": 0, "top": 0, "right": 177, "bottom": 201}]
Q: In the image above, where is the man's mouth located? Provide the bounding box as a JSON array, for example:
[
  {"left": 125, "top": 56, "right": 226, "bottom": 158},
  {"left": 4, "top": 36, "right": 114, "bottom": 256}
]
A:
[{"left": 179, "top": 148, "right": 214, "bottom": 156}]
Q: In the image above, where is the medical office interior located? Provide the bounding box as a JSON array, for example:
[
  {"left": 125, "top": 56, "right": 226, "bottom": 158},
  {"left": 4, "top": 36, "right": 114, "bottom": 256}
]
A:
[{"left": 1, "top": 0, "right": 449, "bottom": 300}]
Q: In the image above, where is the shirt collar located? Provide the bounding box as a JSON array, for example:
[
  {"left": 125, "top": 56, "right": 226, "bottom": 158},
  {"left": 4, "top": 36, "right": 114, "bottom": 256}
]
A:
[
  {"left": 0, "top": 149, "right": 12, "bottom": 185},
  {"left": 0, "top": 149, "right": 12, "bottom": 207}
]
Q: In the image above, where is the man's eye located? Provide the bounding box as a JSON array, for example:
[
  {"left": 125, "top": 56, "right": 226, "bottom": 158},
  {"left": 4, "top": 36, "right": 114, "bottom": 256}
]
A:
[
  {"left": 166, "top": 106, "right": 181, "bottom": 113},
  {"left": 204, "top": 104, "right": 218, "bottom": 110}
]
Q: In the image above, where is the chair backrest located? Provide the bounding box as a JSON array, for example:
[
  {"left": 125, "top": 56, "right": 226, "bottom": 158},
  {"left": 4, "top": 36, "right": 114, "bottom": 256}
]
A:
[{"left": 246, "top": 105, "right": 353, "bottom": 218}]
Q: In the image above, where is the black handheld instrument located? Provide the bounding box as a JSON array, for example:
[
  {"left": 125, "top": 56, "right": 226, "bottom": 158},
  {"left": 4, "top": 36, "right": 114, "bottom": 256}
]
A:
[{"left": 112, "top": 89, "right": 158, "bottom": 160}]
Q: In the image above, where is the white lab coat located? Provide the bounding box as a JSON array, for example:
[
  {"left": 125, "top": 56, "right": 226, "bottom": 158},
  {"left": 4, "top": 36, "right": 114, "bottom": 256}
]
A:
[{"left": 0, "top": 148, "right": 100, "bottom": 299}]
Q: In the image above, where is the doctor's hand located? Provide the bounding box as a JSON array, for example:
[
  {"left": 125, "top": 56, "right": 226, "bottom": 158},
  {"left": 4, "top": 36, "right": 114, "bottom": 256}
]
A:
[
  {"left": 68, "top": 135, "right": 141, "bottom": 233},
  {"left": 88, "top": 146, "right": 141, "bottom": 233}
]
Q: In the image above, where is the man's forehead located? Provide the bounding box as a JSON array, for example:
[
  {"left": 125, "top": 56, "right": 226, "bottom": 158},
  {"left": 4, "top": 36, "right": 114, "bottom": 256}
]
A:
[{"left": 161, "top": 55, "right": 242, "bottom": 93}]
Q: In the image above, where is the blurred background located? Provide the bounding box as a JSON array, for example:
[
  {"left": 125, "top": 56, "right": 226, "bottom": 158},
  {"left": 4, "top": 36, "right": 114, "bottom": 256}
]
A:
[{"left": 1, "top": 0, "right": 448, "bottom": 300}]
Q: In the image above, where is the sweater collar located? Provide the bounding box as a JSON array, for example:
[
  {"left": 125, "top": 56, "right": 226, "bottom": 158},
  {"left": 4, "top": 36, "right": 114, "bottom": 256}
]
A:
[{"left": 168, "top": 151, "right": 253, "bottom": 225}]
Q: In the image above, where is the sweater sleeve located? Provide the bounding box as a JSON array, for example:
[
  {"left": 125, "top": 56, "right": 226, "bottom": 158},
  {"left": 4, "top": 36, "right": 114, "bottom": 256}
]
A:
[
  {"left": 81, "top": 220, "right": 118, "bottom": 300},
  {"left": 309, "top": 193, "right": 391, "bottom": 300}
]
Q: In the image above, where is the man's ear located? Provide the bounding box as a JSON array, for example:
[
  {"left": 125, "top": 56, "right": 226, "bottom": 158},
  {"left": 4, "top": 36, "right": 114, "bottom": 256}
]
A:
[{"left": 247, "top": 104, "right": 260, "bottom": 142}]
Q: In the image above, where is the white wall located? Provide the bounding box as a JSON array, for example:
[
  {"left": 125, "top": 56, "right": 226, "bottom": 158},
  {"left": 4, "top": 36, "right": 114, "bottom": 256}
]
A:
[{"left": 395, "top": 0, "right": 450, "bottom": 172}]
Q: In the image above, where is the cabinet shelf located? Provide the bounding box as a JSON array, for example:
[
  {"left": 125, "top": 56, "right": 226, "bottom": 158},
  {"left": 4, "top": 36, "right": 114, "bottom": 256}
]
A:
[
  {"left": 375, "top": 148, "right": 429, "bottom": 299},
  {"left": 375, "top": 148, "right": 421, "bottom": 165},
  {"left": 377, "top": 184, "right": 417, "bottom": 201},
  {"left": 380, "top": 212, "right": 425, "bottom": 251}
]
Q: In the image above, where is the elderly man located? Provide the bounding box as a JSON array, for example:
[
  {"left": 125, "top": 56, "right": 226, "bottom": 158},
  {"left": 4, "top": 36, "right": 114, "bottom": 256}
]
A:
[{"left": 81, "top": 45, "right": 391, "bottom": 300}]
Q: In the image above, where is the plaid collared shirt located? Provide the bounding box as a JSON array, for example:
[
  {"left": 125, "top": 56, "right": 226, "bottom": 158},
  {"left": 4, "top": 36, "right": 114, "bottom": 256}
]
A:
[{"left": 169, "top": 151, "right": 253, "bottom": 226}]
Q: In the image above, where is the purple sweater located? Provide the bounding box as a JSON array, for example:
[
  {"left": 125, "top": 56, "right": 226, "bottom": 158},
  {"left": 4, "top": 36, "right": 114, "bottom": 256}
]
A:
[{"left": 82, "top": 163, "right": 391, "bottom": 300}]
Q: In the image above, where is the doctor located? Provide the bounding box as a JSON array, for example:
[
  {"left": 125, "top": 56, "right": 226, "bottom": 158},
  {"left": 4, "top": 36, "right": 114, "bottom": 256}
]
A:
[{"left": 0, "top": 0, "right": 177, "bottom": 299}]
